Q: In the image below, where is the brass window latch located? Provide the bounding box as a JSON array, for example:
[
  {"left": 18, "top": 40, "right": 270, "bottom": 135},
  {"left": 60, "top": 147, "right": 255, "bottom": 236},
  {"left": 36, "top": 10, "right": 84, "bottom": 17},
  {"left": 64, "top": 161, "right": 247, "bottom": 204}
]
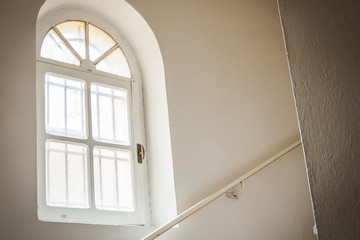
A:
[{"left": 137, "top": 144, "right": 145, "bottom": 163}]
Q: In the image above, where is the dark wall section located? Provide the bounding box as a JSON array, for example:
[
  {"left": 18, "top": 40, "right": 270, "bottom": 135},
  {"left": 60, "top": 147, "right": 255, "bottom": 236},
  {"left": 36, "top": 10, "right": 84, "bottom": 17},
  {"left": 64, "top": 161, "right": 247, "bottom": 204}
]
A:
[{"left": 278, "top": 0, "right": 360, "bottom": 239}]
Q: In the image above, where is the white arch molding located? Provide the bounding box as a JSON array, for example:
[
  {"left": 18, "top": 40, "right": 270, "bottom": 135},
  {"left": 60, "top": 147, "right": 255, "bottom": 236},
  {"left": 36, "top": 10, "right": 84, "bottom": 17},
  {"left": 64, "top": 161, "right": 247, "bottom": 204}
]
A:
[{"left": 37, "top": 0, "right": 177, "bottom": 226}]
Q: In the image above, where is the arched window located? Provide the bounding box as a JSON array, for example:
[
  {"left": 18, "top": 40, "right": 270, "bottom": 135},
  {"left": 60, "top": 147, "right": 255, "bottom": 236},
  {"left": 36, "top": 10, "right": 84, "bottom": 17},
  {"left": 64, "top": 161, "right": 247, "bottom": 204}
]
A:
[
  {"left": 37, "top": 15, "right": 149, "bottom": 225},
  {"left": 40, "top": 21, "right": 131, "bottom": 78}
]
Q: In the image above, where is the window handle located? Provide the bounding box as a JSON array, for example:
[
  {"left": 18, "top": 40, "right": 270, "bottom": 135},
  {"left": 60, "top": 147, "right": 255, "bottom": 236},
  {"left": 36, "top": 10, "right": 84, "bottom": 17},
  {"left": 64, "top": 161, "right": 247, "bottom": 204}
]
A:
[{"left": 137, "top": 144, "right": 145, "bottom": 164}]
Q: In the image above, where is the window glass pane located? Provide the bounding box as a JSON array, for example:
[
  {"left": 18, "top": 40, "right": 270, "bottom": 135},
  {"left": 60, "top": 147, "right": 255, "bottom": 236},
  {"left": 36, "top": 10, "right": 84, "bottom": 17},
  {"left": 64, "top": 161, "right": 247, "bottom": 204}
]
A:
[
  {"left": 46, "top": 141, "right": 89, "bottom": 208},
  {"left": 41, "top": 29, "right": 80, "bottom": 65},
  {"left": 89, "top": 24, "right": 116, "bottom": 61},
  {"left": 56, "top": 21, "right": 86, "bottom": 59},
  {"left": 45, "top": 73, "right": 86, "bottom": 139},
  {"left": 96, "top": 47, "right": 131, "bottom": 78},
  {"left": 93, "top": 147, "right": 133, "bottom": 211},
  {"left": 91, "top": 84, "right": 130, "bottom": 145}
]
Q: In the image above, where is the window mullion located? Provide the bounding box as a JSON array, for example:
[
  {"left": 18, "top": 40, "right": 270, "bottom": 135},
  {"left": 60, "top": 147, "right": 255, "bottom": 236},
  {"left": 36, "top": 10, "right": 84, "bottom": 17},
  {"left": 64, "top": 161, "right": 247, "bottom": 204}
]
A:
[
  {"left": 46, "top": 76, "right": 50, "bottom": 132},
  {"left": 53, "top": 26, "right": 83, "bottom": 62},
  {"left": 99, "top": 154, "right": 104, "bottom": 206},
  {"left": 114, "top": 153, "right": 120, "bottom": 206},
  {"left": 46, "top": 148, "right": 51, "bottom": 204},
  {"left": 96, "top": 86, "right": 101, "bottom": 139},
  {"left": 82, "top": 147, "right": 87, "bottom": 207},
  {"left": 81, "top": 87, "right": 85, "bottom": 137},
  {"left": 64, "top": 83, "right": 68, "bottom": 134},
  {"left": 65, "top": 144, "right": 69, "bottom": 206},
  {"left": 86, "top": 80, "right": 96, "bottom": 210},
  {"left": 93, "top": 44, "right": 118, "bottom": 65},
  {"left": 111, "top": 89, "right": 116, "bottom": 141},
  {"left": 85, "top": 22, "right": 90, "bottom": 60}
]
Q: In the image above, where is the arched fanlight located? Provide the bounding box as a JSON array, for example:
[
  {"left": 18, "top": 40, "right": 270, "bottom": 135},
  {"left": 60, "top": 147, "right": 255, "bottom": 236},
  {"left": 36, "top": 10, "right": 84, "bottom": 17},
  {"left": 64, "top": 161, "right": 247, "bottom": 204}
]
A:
[{"left": 41, "top": 20, "right": 131, "bottom": 78}]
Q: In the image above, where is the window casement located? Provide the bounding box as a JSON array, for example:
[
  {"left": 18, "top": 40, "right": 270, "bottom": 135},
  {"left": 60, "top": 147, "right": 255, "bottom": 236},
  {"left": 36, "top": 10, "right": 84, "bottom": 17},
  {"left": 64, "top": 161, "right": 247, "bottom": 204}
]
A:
[{"left": 36, "top": 19, "right": 150, "bottom": 225}]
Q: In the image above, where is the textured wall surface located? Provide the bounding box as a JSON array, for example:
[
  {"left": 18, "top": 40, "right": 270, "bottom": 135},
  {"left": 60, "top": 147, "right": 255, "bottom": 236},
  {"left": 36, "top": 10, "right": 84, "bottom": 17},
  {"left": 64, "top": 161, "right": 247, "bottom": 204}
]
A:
[{"left": 278, "top": 0, "right": 360, "bottom": 239}]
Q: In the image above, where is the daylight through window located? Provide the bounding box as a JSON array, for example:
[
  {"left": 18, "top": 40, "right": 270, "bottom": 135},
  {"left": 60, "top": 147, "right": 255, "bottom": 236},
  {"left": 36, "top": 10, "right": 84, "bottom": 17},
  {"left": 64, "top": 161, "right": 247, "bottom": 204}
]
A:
[{"left": 37, "top": 19, "right": 148, "bottom": 225}]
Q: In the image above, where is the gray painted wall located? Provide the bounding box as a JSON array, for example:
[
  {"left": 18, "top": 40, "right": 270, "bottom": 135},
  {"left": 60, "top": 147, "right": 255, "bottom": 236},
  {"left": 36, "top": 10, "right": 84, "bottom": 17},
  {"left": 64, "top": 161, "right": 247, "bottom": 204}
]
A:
[{"left": 278, "top": 0, "right": 360, "bottom": 239}]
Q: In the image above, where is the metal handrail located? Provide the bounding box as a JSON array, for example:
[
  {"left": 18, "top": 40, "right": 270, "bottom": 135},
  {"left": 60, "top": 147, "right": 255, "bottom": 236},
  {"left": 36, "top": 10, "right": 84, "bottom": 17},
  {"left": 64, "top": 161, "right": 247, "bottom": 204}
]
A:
[{"left": 141, "top": 140, "right": 302, "bottom": 240}]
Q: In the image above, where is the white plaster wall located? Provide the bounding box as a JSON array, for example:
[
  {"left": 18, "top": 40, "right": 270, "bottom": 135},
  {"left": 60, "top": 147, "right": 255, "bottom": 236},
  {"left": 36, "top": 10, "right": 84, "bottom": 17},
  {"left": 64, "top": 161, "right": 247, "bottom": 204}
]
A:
[
  {"left": 0, "top": 0, "right": 316, "bottom": 239},
  {"left": 128, "top": 0, "right": 301, "bottom": 212},
  {"left": 157, "top": 146, "right": 315, "bottom": 240},
  {"left": 278, "top": 0, "right": 360, "bottom": 239}
]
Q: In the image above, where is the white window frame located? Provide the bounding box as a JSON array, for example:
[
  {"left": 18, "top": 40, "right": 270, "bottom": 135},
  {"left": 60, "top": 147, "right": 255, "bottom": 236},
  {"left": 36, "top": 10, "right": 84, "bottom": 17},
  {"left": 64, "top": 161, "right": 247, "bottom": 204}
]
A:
[{"left": 36, "top": 10, "right": 150, "bottom": 226}]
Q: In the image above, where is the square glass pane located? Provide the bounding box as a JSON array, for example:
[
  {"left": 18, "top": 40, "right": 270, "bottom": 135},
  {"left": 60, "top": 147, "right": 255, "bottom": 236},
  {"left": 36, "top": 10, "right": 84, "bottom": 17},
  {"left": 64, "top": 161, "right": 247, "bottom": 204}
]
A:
[
  {"left": 56, "top": 21, "right": 86, "bottom": 59},
  {"left": 45, "top": 73, "right": 87, "bottom": 139},
  {"left": 40, "top": 29, "right": 80, "bottom": 65},
  {"left": 93, "top": 147, "right": 134, "bottom": 211},
  {"left": 91, "top": 84, "right": 130, "bottom": 145},
  {"left": 46, "top": 141, "right": 89, "bottom": 208}
]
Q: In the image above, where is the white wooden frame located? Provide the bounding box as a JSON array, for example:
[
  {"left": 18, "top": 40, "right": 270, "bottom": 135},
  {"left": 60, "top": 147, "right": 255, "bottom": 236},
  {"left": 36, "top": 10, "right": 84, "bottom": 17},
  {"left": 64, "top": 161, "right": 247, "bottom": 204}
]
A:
[{"left": 36, "top": 9, "right": 150, "bottom": 226}]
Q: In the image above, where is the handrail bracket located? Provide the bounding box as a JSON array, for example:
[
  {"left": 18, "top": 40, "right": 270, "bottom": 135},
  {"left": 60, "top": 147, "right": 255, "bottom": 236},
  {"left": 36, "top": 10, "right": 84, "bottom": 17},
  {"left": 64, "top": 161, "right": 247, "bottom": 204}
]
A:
[{"left": 226, "top": 181, "right": 244, "bottom": 199}]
